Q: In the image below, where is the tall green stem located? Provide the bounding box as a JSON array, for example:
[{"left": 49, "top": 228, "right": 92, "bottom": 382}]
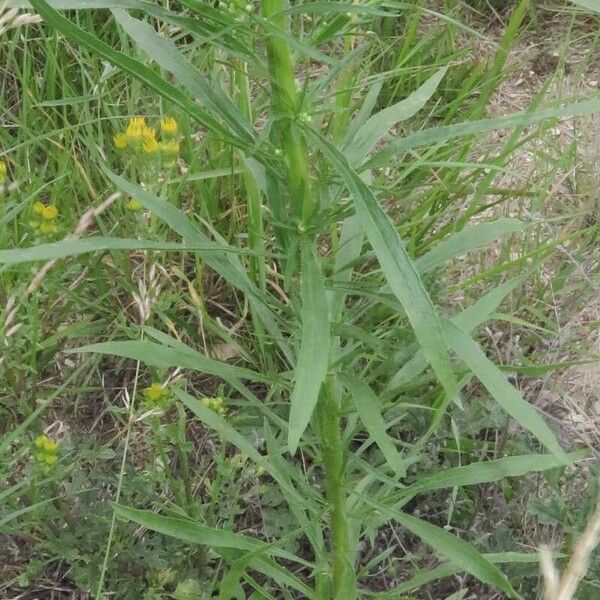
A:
[
  {"left": 261, "top": 0, "right": 315, "bottom": 228},
  {"left": 317, "top": 377, "right": 350, "bottom": 596}
]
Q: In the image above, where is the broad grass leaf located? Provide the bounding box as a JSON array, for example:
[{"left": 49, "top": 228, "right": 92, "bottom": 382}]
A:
[
  {"left": 366, "top": 98, "right": 600, "bottom": 170},
  {"left": 374, "top": 551, "right": 557, "bottom": 599},
  {"left": 414, "top": 218, "right": 525, "bottom": 275},
  {"left": 116, "top": 506, "right": 311, "bottom": 568},
  {"left": 386, "top": 275, "right": 525, "bottom": 392},
  {"left": 400, "top": 452, "right": 582, "bottom": 499},
  {"left": 389, "top": 511, "right": 520, "bottom": 599},
  {"left": 288, "top": 242, "right": 330, "bottom": 453},
  {"left": 568, "top": 0, "right": 600, "bottom": 13},
  {"left": 69, "top": 340, "right": 270, "bottom": 384},
  {"left": 0, "top": 237, "right": 210, "bottom": 264},
  {"left": 442, "top": 319, "right": 567, "bottom": 461},
  {"left": 345, "top": 67, "right": 447, "bottom": 165},
  {"left": 340, "top": 374, "right": 406, "bottom": 477},
  {"left": 308, "top": 128, "right": 458, "bottom": 408},
  {"left": 29, "top": 0, "right": 248, "bottom": 150}
]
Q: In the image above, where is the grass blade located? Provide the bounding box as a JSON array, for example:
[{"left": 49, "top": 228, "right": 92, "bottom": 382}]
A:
[
  {"left": 400, "top": 452, "right": 582, "bottom": 499},
  {"left": 414, "top": 218, "right": 525, "bottom": 274},
  {"left": 384, "top": 509, "right": 520, "bottom": 598},
  {"left": 442, "top": 319, "right": 567, "bottom": 461},
  {"left": 116, "top": 506, "right": 310, "bottom": 566},
  {"left": 344, "top": 67, "right": 447, "bottom": 165},
  {"left": 69, "top": 340, "right": 270, "bottom": 384},
  {"left": 0, "top": 237, "right": 216, "bottom": 264},
  {"left": 341, "top": 374, "right": 406, "bottom": 477},
  {"left": 366, "top": 98, "right": 600, "bottom": 170}
]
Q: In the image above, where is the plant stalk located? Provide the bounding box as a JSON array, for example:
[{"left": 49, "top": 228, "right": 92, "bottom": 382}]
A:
[
  {"left": 317, "top": 377, "right": 351, "bottom": 596},
  {"left": 261, "top": 0, "right": 315, "bottom": 228}
]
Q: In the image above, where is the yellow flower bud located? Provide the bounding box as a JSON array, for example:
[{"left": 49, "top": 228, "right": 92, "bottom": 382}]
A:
[
  {"left": 143, "top": 383, "right": 168, "bottom": 404},
  {"left": 160, "top": 117, "right": 178, "bottom": 136},
  {"left": 39, "top": 222, "right": 58, "bottom": 235},
  {"left": 142, "top": 137, "right": 159, "bottom": 154},
  {"left": 41, "top": 205, "right": 59, "bottom": 221},
  {"left": 32, "top": 201, "right": 45, "bottom": 215},
  {"left": 125, "top": 198, "right": 143, "bottom": 211},
  {"left": 113, "top": 132, "right": 128, "bottom": 150}
]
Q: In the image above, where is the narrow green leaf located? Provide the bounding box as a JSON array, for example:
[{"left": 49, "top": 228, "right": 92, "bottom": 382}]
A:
[
  {"left": 390, "top": 511, "right": 519, "bottom": 598},
  {"left": 116, "top": 506, "right": 310, "bottom": 566},
  {"left": 386, "top": 275, "right": 525, "bottom": 392},
  {"left": 365, "top": 98, "right": 600, "bottom": 171},
  {"left": 400, "top": 452, "right": 582, "bottom": 499},
  {"left": 288, "top": 242, "right": 330, "bottom": 453},
  {"left": 0, "top": 237, "right": 214, "bottom": 265},
  {"left": 30, "top": 0, "right": 248, "bottom": 150},
  {"left": 341, "top": 374, "right": 406, "bottom": 477},
  {"left": 308, "top": 128, "right": 458, "bottom": 407},
  {"left": 414, "top": 218, "right": 525, "bottom": 275},
  {"left": 345, "top": 67, "right": 447, "bottom": 165},
  {"left": 442, "top": 319, "right": 567, "bottom": 460},
  {"left": 175, "top": 388, "right": 308, "bottom": 508},
  {"left": 568, "top": 0, "right": 600, "bottom": 14},
  {"left": 69, "top": 340, "right": 270, "bottom": 384}
]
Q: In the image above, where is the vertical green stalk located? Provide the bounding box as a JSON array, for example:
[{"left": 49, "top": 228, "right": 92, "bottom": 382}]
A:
[
  {"left": 261, "top": 0, "right": 315, "bottom": 228},
  {"left": 235, "top": 60, "right": 267, "bottom": 292},
  {"left": 317, "top": 377, "right": 350, "bottom": 596},
  {"left": 260, "top": 3, "right": 351, "bottom": 596}
]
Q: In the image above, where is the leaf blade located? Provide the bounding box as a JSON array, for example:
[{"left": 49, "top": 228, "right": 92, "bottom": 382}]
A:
[{"left": 288, "top": 242, "right": 331, "bottom": 453}]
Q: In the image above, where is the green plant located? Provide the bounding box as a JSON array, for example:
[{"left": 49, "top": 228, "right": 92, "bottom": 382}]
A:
[{"left": 2, "top": 0, "right": 600, "bottom": 599}]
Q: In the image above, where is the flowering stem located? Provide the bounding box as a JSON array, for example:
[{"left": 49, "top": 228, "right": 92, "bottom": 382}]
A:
[{"left": 261, "top": 0, "right": 316, "bottom": 229}]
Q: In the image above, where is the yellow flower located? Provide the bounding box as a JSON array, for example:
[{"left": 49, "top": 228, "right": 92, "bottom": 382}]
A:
[
  {"left": 114, "top": 132, "right": 128, "bottom": 150},
  {"left": 160, "top": 117, "right": 178, "bottom": 136},
  {"left": 0, "top": 160, "right": 6, "bottom": 183},
  {"left": 39, "top": 222, "right": 58, "bottom": 235},
  {"left": 41, "top": 205, "right": 59, "bottom": 221},
  {"left": 142, "top": 137, "right": 159, "bottom": 154},
  {"left": 143, "top": 383, "right": 168, "bottom": 404},
  {"left": 160, "top": 140, "right": 180, "bottom": 156},
  {"left": 125, "top": 116, "right": 147, "bottom": 141},
  {"left": 44, "top": 453, "right": 58, "bottom": 465},
  {"left": 32, "top": 201, "right": 45, "bottom": 215},
  {"left": 125, "top": 198, "right": 142, "bottom": 211}
]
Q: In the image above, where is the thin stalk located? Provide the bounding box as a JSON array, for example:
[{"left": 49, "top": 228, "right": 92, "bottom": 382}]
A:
[
  {"left": 261, "top": 0, "right": 316, "bottom": 228},
  {"left": 317, "top": 377, "right": 351, "bottom": 596},
  {"left": 235, "top": 59, "right": 266, "bottom": 292}
]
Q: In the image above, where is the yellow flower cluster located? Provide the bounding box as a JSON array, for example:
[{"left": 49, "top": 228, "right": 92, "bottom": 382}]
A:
[
  {"left": 202, "top": 396, "right": 226, "bottom": 416},
  {"left": 143, "top": 383, "right": 169, "bottom": 407},
  {"left": 34, "top": 434, "right": 59, "bottom": 465},
  {"left": 30, "top": 201, "right": 60, "bottom": 234},
  {"left": 0, "top": 160, "right": 6, "bottom": 184},
  {"left": 114, "top": 116, "right": 180, "bottom": 160}
]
